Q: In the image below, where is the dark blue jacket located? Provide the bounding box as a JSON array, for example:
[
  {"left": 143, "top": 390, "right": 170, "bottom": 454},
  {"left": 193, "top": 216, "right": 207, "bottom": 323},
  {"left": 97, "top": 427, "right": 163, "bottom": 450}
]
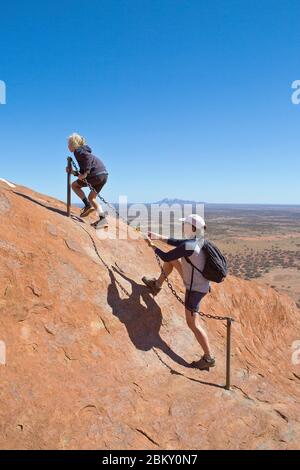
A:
[
  {"left": 74, "top": 145, "right": 108, "bottom": 180},
  {"left": 155, "top": 237, "right": 210, "bottom": 293}
]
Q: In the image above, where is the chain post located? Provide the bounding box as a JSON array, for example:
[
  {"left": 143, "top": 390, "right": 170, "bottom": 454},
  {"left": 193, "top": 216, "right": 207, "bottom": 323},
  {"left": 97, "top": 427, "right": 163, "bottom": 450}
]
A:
[{"left": 225, "top": 317, "right": 232, "bottom": 390}]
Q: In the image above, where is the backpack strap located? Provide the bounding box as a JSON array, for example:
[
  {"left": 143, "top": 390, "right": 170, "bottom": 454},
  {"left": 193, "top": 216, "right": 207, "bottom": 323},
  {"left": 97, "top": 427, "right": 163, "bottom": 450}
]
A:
[{"left": 184, "top": 256, "right": 204, "bottom": 275}]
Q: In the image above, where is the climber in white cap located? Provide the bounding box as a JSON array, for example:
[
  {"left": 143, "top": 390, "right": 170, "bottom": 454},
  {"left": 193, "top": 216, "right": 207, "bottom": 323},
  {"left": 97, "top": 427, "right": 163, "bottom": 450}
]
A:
[
  {"left": 142, "top": 214, "right": 215, "bottom": 370},
  {"left": 178, "top": 214, "right": 207, "bottom": 231}
]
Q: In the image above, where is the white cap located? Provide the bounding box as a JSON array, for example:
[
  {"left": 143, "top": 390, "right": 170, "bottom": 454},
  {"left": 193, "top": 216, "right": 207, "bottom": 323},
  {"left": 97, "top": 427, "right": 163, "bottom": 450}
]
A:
[{"left": 179, "top": 214, "right": 206, "bottom": 229}]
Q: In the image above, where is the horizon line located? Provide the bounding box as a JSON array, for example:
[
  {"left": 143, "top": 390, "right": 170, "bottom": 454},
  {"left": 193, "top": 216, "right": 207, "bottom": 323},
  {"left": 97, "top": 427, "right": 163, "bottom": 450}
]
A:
[{"left": 73, "top": 201, "right": 300, "bottom": 207}]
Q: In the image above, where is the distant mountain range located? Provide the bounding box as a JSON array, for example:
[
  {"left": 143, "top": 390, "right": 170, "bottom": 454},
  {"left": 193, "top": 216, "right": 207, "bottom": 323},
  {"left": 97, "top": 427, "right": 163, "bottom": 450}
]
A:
[
  {"left": 153, "top": 198, "right": 204, "bottom": 205},
  {"left": 74, "top": 200, "right": 300, "bottom": 209},
  {"left": 74, "top": 198, "right": 203, "bottom": 207}
]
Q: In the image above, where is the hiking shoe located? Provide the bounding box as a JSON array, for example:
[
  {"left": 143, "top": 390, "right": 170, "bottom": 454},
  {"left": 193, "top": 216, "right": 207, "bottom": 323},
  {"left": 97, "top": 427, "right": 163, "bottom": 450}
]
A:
[
  {"left": 142, "top": 276, "right": 162, "bottom": 296},
  {"left": 91, "top": 216, "right": 108, "bottom": 229},
  {"left": 80, "top": 205, "right": 95, "bottom": 218},
  {"left": 190, "top": 355, "right": 216, "bottom": 371}
]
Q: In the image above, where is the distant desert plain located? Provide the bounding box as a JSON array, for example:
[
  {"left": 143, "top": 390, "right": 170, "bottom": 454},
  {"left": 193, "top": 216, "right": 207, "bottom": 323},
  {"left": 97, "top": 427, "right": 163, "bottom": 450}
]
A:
[{"left": 205, "top": 204, "right": 300, "bottom": 308}]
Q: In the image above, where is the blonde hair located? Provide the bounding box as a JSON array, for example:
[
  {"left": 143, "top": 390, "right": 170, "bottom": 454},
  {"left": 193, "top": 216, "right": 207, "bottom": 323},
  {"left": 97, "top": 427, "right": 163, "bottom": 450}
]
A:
[{"left": 68, "top": 133, "right": 86, "bottom": 151}]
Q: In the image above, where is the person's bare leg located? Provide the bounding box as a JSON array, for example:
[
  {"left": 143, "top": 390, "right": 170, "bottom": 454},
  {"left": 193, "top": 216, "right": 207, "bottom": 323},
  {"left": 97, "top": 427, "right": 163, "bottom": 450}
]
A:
[
  {"left": 156, "top": 261, "right": 173, "bottom": 287},
  {"left": 72, "top": 181, "right": 86, "bottom": 200},
  {"left": 88, "top": 191, "right": 104, "bottom": 216},
  {"left": 156, "top": 260, "right": 183, "bottom": 287},
  {"left": 185, "top": 309, "right": 212, "bottom": 357}
]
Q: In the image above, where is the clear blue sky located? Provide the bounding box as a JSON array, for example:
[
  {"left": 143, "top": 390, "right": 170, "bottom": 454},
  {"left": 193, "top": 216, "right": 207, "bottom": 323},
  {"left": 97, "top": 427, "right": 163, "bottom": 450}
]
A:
[{"left": 0, "top": 0, "right": 299, "bottom": 203}]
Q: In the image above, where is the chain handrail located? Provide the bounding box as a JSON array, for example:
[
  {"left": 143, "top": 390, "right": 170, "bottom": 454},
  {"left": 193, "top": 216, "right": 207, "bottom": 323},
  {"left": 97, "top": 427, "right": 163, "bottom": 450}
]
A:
[
  {"left": 154, "top": 252, "right": 232, "bottom": 321},
  {"left": 73, "top": 220, "right": 133, "bottom": 299},
  {"left": 69, "top": 157, "right": 233, "bottom": 322}
]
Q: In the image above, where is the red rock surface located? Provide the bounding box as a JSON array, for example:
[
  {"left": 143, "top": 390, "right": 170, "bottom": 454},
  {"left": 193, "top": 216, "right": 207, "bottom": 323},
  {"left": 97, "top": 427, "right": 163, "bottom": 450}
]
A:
[{"left": 0, "top": 180, "right": 300, "bottom": 450}]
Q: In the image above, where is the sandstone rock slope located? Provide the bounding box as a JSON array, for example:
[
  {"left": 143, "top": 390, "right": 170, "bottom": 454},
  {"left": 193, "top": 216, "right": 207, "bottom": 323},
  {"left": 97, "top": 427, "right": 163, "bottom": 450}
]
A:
[{"left": 0, "top": 180, "right": 300, "bottom": 449}]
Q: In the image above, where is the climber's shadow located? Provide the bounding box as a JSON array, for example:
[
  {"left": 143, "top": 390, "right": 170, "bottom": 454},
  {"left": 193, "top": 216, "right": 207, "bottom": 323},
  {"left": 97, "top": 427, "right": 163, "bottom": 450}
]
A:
[
  {"left": 107, "top": 266, "right": 190, "bottom": 368},
  {"left": 14, "top": 191, "right": 68, "bottom": 217}
]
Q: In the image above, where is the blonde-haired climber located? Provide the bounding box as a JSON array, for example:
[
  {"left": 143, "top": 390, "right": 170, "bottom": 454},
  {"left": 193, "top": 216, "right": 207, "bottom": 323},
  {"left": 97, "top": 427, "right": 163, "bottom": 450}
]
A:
[{"left": 66, "top": 133, "right": 109, "bottom": 229}]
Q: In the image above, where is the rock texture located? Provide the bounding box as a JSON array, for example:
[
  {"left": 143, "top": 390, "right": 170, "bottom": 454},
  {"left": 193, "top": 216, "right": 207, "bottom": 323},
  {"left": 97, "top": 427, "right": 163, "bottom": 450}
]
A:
[{"left": 0, "top": 180, "right": 300, "bottom": 450}]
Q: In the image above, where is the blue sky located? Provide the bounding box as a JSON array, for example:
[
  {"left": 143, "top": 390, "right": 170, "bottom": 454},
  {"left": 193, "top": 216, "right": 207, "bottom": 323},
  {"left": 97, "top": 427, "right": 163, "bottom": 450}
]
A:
[{"left": 0, "top": 0, "right": 299, "bottom": 204}]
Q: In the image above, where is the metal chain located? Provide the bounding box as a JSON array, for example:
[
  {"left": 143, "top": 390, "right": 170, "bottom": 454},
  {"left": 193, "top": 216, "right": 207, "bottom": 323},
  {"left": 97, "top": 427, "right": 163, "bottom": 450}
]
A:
[
  {"left": 74, "top": 220, "right": 132, "bottom": 298},
  {"left": 69, "top": 158, "right": 233, "bottom": 322},
  {"left": 154, "top": 252, "right": 231, "bottom": 320}
]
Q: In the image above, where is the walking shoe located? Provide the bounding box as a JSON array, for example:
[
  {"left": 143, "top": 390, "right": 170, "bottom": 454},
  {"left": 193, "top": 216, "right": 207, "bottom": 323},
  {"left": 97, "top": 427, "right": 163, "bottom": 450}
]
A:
[
  {"left": 91, "top": 216, "right": 108, "bottom": 229},
  {"left": 142, "top": 276, "right": 162, "bottom": 296},
  {"left": 80, "top": 205, "right": 95, "bottom": 218},
  {"left": 190, "top": 355, "right": 216, "bottom": 371}
]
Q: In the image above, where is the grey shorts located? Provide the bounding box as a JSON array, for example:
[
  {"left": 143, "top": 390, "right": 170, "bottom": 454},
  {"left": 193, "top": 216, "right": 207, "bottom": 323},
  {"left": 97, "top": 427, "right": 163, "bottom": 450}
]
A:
[
  {"left": 185, "top": 290, "right": 207, "bottom": 313},
  {"left": 77, "top": 174, "right": 108, "bottom": 194}
]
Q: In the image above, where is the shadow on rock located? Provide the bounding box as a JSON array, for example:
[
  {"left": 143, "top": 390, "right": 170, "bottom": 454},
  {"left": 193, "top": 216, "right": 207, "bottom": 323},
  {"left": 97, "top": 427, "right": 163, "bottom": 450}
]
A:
[
  {"left": 107, "top": 266, "right": 190, "bottom": 367},
  {"left": 14, "top": 191, "right": 68, "bottom": 217}
]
